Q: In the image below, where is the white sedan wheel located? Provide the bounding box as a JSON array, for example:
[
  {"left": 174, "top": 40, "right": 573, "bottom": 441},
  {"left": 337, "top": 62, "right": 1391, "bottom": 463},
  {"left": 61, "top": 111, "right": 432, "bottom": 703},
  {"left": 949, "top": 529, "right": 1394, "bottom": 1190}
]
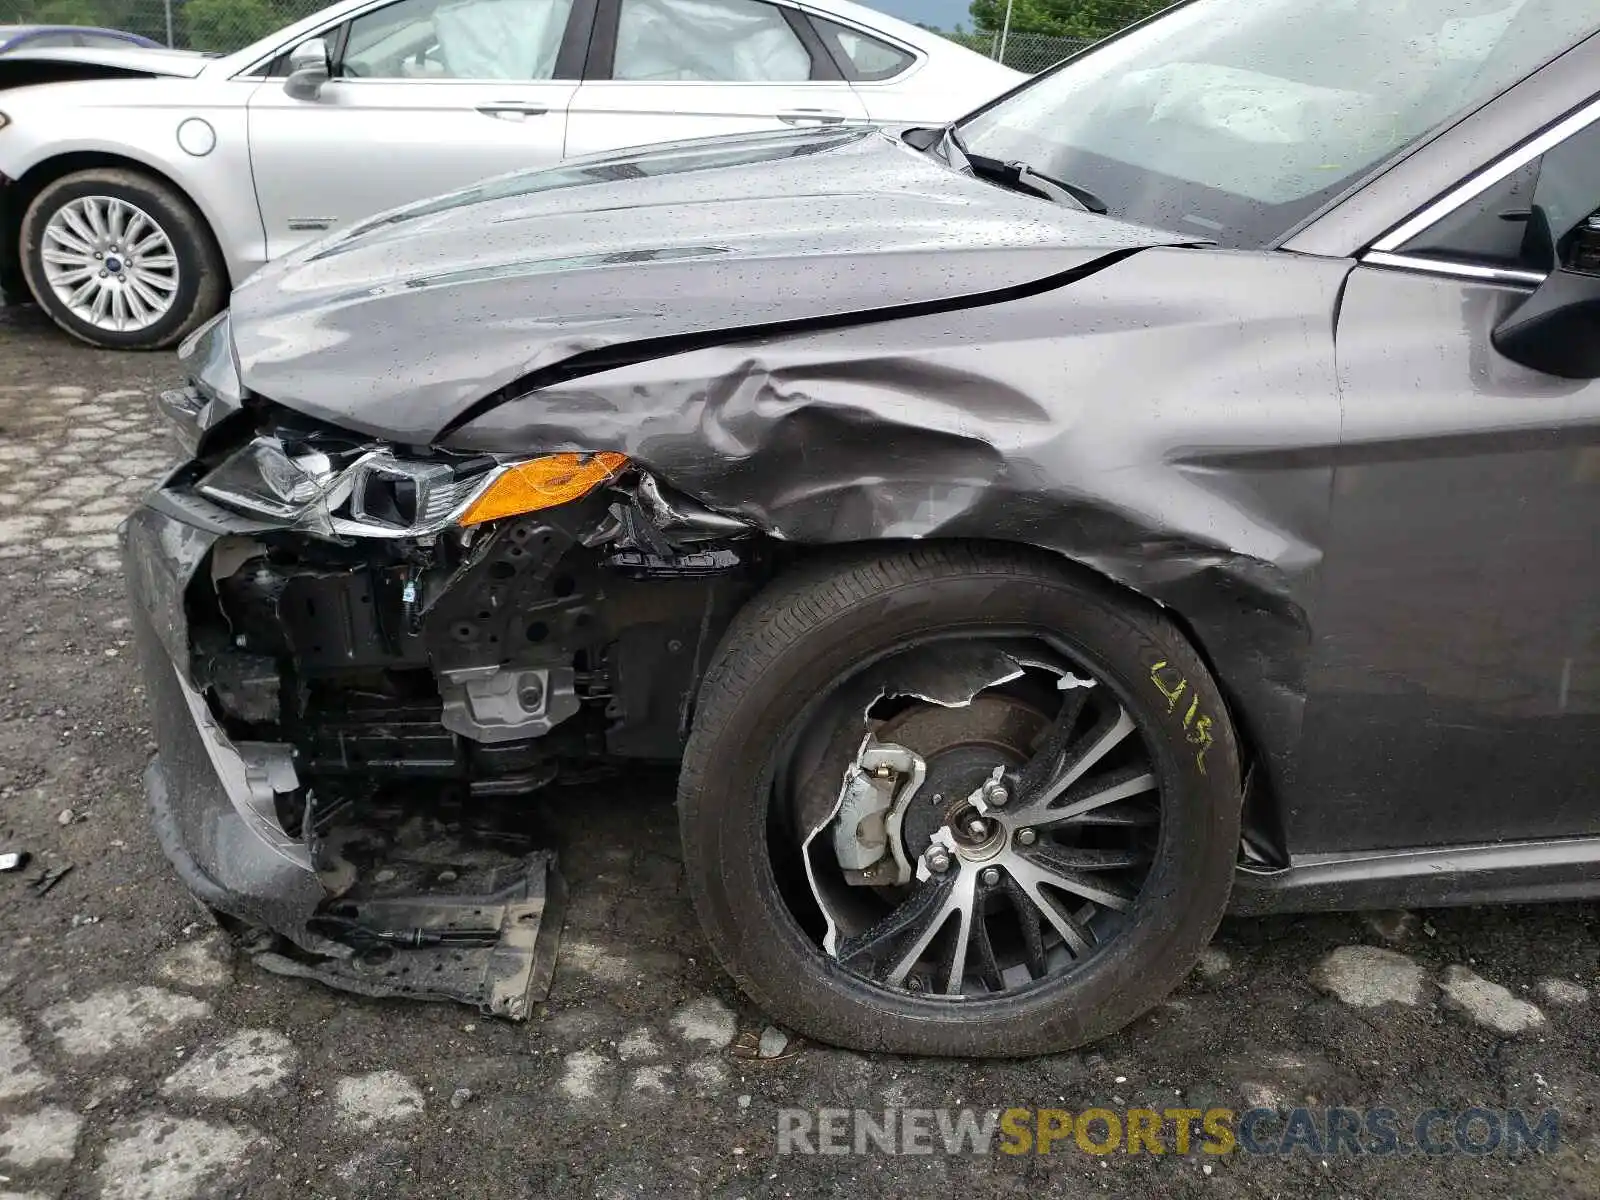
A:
[{"left": 40, "top": 195, "right": 179, "bottom": 334}]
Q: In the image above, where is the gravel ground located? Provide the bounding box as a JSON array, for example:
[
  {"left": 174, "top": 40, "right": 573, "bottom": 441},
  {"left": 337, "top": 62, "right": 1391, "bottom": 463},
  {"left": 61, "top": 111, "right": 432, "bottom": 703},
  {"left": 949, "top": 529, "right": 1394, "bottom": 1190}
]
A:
[{"left": 0, "top": 309, "right": 1596, "bottom": 1200}]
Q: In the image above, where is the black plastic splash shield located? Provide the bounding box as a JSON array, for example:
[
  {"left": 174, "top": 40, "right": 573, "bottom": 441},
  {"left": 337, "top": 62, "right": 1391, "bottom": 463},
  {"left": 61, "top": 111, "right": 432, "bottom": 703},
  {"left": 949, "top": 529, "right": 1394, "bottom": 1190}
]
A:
[{"left": 253, "top": 852, "right": 565, "bottom": 1020}]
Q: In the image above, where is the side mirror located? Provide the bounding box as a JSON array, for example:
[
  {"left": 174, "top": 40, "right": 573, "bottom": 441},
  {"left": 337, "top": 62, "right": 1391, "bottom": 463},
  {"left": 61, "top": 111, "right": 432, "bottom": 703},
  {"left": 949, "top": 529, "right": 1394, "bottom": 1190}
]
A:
[
  {"left": 283, "top": 37, "right": 330, "bottom": 101},
  {"left": 1492, "top": 215, "right": 1600, "bottom": 379}
]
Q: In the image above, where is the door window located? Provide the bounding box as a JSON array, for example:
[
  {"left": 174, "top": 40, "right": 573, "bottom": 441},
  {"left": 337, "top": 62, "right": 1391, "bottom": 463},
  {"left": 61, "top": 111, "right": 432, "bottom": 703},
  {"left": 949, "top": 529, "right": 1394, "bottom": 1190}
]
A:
[
  {"left": 1397, "top": 112, "right": 1600, "bottom": 276},
  {"left": 612, "top": 0, "right": 813, "bottom": 82},
  {"left": 340, "top": 0, "right": 576, "bottom": 79},
  {"left": 810, "top": 16, "right": 913, "bottom": 82}
]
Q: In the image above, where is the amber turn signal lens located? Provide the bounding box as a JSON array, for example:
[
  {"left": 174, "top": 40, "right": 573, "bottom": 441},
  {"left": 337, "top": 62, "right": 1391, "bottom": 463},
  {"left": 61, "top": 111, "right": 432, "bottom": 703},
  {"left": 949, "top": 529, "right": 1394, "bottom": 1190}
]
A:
[{"left": 458, "top": 452, "right": 628, "bottom": 526}]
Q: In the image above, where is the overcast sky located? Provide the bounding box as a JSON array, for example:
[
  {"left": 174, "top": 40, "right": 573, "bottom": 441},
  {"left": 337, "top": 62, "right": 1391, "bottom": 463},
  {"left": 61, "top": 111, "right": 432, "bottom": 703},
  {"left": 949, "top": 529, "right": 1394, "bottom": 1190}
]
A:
[{"left": 863, "top": 0, "right": 974, "bottom": 31}]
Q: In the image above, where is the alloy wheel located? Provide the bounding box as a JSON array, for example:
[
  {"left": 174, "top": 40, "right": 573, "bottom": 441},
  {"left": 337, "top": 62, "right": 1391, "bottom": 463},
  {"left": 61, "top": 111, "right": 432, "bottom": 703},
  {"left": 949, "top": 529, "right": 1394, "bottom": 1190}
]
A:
[
  {"left": 39, "top": 195, "right": 179, "bottom": 333},
  {"left": 785, "top": 638, "right": 1162, "bottom": 1000}
]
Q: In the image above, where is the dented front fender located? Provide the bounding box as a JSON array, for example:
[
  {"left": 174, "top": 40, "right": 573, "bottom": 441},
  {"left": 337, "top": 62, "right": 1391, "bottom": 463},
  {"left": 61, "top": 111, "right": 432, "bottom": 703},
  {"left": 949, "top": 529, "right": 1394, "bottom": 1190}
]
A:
[{"left": 446, "top": 247, "right": 1356, "bottom": 802}]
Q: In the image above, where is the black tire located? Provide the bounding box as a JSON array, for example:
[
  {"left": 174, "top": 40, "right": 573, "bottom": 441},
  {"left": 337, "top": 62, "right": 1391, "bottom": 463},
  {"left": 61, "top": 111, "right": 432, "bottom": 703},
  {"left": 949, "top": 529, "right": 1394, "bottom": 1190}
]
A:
[
  {"left": 20, "top": 167, "right": 226, "bottom": 351},
  {"left": 679, "top": 544, "right": 1242, "bottom": 1057}
]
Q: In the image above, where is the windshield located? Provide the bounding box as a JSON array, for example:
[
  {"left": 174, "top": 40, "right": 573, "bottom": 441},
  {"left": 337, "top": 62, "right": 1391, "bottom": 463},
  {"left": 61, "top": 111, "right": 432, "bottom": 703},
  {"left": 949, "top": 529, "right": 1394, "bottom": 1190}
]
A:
[{"left": 958, "top": 0, "right": 1600, "bottom": 247}]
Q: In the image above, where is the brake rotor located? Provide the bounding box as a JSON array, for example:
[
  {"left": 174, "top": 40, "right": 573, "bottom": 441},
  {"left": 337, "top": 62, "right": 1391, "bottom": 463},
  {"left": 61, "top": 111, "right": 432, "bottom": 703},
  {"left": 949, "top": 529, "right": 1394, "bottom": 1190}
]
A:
[{"left": 874, "top": 694, "right": 1047, "bottom": 866}]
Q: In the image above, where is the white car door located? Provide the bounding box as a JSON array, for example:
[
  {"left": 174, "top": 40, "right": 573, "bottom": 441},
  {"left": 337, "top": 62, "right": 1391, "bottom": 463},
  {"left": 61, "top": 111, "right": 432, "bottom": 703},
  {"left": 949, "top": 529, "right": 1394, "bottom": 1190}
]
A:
[
  {"left": 247, "top": 0, "right": 585, "bottom": 260},
  {"left": 564, "top": 0, "right": 868, "bottom": 160}
]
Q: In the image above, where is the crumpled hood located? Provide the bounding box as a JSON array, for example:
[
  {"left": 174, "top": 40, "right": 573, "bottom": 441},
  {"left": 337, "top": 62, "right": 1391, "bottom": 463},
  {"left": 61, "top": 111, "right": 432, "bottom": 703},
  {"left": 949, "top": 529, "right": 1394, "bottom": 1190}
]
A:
[{"left": 229, "top": 126, "right": 1181, "bottom": 443}]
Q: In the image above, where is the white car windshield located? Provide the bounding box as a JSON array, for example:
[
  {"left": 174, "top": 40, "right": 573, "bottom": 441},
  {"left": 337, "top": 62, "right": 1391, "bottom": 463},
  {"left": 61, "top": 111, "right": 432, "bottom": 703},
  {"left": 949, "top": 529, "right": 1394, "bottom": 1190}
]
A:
[{"left": 958, "top": 0, "right": 1600, "bottom": 246}]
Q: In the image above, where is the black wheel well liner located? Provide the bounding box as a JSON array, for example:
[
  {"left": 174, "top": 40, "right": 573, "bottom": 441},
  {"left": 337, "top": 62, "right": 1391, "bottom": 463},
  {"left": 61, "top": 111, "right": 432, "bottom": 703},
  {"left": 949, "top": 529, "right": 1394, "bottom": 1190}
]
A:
[
  {"left": 744, "top": 534, "right": 1285, "bottom": 862},
  {"left": 0, "top": 151, "right": 231, "bottom": 297}
]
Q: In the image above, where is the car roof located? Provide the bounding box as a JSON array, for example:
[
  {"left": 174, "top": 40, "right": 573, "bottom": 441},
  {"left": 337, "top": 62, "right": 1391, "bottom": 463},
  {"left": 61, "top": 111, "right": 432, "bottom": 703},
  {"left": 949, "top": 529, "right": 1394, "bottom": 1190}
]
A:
[{"left": 0, "top": 24, "right": 141, "bottom": 36}]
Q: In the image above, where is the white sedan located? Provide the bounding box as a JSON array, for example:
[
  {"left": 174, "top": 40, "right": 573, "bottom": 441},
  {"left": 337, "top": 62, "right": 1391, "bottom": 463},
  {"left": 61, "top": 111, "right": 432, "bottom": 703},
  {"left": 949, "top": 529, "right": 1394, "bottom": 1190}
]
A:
[{"left": 0, "top": 0, "right": 1021, "bottom": 349}]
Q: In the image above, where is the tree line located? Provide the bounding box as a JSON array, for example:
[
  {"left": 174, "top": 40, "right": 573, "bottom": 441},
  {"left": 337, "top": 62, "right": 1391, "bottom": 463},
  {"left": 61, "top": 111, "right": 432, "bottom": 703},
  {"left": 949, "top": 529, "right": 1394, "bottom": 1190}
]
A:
[
  {"left": 943, "top": 0, "right": 1169, "bottom": 41},
  {"left": 0, "top": 0, "right": 318, "bottom": 51}
]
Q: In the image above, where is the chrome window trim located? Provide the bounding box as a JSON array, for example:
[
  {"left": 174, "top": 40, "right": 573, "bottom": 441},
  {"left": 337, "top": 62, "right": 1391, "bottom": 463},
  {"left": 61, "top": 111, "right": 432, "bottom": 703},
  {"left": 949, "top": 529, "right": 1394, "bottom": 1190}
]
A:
[
  {"left": 1360, "top": 250, "right": 1546, "bottom": 288},
  {"left": 794, "top": 2, "right": 924, "bottom": 84},
  {"left": 234, "top": 0, "right": 922, "bottom": 83},
  {"left": 1371, "top": 95, "right": 1600, "bottom": 253}
]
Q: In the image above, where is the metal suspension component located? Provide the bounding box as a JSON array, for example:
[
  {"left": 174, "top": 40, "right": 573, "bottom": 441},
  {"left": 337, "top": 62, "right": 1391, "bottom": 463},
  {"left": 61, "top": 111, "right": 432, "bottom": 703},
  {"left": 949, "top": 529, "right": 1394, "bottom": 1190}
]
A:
[{"left": 803, "top": 644, "right": 1160, "bottom": 998}]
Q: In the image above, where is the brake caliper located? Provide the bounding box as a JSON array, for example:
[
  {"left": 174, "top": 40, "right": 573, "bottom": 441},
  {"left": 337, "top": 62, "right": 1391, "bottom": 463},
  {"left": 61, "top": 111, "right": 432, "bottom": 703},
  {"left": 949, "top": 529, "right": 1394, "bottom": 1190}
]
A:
[{"left": 829, "top": 734, "right": 926, "bottom": 888}]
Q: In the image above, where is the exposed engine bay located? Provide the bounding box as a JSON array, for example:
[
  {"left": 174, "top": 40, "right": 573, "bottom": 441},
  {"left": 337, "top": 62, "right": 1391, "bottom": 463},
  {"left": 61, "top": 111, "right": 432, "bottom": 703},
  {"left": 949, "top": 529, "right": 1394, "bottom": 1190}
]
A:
[{"left": 134, "top": 397, "right": 773, "bottom": 1015}]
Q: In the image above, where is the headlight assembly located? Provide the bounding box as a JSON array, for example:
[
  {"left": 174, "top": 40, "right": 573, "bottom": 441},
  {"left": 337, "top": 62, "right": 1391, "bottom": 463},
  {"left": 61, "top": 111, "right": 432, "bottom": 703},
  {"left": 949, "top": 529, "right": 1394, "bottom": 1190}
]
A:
[
  {"left": 195, "top": 435, "right": 628, "bottom": 538},
  {"left": 458, "top": 452, "right": 629, "bottom": 526}
]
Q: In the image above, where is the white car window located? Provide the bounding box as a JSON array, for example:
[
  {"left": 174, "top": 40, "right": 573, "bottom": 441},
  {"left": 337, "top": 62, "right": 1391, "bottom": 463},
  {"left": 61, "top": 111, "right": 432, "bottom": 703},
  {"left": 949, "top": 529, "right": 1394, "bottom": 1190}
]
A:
[
  {"left": 613, "top": 0, "right": 812, "bottom": 82},
  {"left": 342, "top": 0, "right": 574, "bottom": 79},
  {"left": 810, "top": 17, "right": 912, "bottom": 82}
]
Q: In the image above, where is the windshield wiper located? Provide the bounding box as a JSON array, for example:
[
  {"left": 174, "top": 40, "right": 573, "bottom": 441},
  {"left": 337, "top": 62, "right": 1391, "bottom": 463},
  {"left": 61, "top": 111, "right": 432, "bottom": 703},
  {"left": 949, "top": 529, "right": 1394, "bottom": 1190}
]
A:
[{"left": 940, "top": 125, "right": 1109, "bottom": 215}]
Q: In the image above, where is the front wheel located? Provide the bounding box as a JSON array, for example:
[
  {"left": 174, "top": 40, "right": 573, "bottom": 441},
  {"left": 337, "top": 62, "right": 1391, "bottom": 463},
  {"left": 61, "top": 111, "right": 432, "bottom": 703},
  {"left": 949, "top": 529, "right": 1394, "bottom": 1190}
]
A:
[
  {"left": 679, "top": 545, "right": 1242, "bottom": 1057},
  {"left": 20, "top": 167, "right": 226, "bottom": 350}
]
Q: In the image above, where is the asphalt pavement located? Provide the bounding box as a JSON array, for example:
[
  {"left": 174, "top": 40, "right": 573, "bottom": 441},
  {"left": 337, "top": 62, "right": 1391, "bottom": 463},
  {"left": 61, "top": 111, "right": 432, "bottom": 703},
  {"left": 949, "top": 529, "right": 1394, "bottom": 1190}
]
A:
[{"left": 0, "top": 308, "right": 1595, "bottom": 1199}]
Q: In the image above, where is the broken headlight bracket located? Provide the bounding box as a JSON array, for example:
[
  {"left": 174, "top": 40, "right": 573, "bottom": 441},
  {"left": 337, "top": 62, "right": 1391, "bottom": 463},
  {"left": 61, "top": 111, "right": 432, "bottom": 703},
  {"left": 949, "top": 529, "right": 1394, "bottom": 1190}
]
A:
[{"left": 177, "top": 436, "right": 760, "bottom": 1019}]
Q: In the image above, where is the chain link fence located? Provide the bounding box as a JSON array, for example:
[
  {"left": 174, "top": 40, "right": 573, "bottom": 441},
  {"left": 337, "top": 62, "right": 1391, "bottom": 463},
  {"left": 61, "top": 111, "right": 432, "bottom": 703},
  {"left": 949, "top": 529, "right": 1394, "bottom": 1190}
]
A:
[
  {"left": 0, "top": 0, "right": 321, "bottom": 53},
  {"left": 944, "top": 29, "right": 1091, "bottom": 75}
]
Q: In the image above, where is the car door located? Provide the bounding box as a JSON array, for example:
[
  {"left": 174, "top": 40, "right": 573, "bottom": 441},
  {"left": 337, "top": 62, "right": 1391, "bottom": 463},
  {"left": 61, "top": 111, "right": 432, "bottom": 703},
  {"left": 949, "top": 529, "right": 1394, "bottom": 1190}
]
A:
[
  {"left": 563, "top": 0, "right": 868, "bottom": 160},
  {"left": 1293, "top": 98, "right": 1600, "bottom": 853},
  {"left": 247, "top": 0, "right": 590, "bottom": 260}
]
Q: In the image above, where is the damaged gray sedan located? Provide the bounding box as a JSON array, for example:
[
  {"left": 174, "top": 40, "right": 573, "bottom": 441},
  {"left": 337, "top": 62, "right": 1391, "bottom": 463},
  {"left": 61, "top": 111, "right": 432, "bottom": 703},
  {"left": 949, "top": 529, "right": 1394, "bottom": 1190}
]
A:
[{"left": 125, "top": 0, "right": 1600, "bottom": 1056}]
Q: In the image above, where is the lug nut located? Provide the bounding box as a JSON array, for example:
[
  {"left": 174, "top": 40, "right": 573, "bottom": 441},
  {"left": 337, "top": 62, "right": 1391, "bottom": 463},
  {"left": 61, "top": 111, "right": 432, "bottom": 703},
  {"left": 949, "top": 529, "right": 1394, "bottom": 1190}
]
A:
[
  {"left": 1017, "top": 828, "right": 1037, "bottom": 846},
  {"left": 925, "top": 849, "right": 951, "bottom": 874},
  {"left": 981, "top": 867, "right": 1001, "bottom": 886},
  {"left": 982, "top": 779, "right": 1009, "bottom": 807}
]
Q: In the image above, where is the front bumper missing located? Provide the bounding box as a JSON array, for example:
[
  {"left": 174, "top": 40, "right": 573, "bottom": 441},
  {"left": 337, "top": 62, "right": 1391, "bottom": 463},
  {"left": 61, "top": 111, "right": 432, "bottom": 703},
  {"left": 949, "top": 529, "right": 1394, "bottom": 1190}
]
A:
[{"left": 124, "top": 499, "right": 566, "bottom": 1019}]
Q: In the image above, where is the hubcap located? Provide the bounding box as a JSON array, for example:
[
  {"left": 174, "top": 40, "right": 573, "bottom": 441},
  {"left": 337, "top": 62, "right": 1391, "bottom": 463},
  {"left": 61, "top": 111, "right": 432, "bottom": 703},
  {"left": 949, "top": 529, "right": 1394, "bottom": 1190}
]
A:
[
  {"left": 790, "top": 641, "right": 1161, "bottom": 1001},
  {"left": 40, "top": 196, "right": 178, "bottom": 333}
]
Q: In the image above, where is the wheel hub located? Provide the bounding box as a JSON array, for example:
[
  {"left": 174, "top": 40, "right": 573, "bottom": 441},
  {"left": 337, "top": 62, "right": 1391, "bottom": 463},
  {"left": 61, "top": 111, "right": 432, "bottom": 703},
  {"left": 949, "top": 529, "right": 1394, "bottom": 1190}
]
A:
[
  {"left": 945, "top": 801, "right": 1006, "bottom": 861},
  {"left": 800, "top": 648, "right": 1161, "bottom": 1000},
  {"left": 885, "top": 697, "right": 1040, "bottom": 863}
]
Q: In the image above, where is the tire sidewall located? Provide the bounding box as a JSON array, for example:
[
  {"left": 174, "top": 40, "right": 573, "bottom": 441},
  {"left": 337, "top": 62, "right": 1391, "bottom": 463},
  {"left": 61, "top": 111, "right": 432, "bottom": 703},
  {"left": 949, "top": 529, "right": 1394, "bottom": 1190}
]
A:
[
  {"left": 21, "top": 171, "right": 219, "bottom": 351},
  {"left": 682, "top": 561, "right": 1241, "bottom": 1056}
]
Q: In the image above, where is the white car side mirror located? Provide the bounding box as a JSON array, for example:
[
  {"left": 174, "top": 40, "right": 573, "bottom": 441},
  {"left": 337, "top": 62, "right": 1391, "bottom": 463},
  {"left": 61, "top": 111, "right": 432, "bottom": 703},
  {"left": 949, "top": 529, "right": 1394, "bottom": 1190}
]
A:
[{"left": 284, "top": 37, "right": 331, "bottom": 101}]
